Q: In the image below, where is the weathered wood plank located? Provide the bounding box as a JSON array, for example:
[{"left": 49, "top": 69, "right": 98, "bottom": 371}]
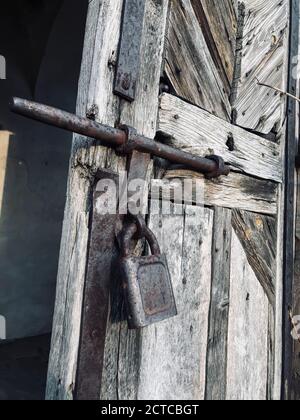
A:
[
  {"left": 151, "top": 170, "right": 278, "bottom": 215},
  {"left": 292, "top": 172, "right": 300, "bottom": 399},
  {"left": 46, "top": 0, "right": 169, "bottom": 400},
  {"left": 158, "top": 93, "right": 282, "bottom": 182},
  {"left": 46, "top": 0, "right": 124, "bottom": 400},
  {"left": 273, "top": 180, "right": 284, "bottom": 400},
  {"left": 191, "top": 0, "right": 237, "bottom": 92},
  {"left": 100, "top": 0, "right": 170, "bottom": 401},
  {"left": 232, "top": 210, "right": 277, "bottom": 306},
  {"left": 164, "top": 0, "right": 231, "bottom": 121},
  {"left": 205, "top": 207, "right": 232, "bottom": 401},
  {"left": 136, "top": 201, "right": 213, "bottom": 400},
  {"left": 226, "top": 231, "right": 269, "bottom": 400},
  {"left": 231, "top": 0, "right": 289, "bottom": 134},
  {"left": 267, "top": 303, "right": 275, "bottom": 400},
  {"left": 281, "top": 0, "right": 299, "bottom": 400}
]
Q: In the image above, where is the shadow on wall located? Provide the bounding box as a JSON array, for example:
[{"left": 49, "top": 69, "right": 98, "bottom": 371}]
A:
[{"left": 0, "top": 0, "right": 88, "bottom": 340}]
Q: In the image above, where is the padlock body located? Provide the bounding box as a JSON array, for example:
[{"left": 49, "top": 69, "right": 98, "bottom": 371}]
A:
[{"left": 121, "top": 254, "right": 177, "bottom": 329}]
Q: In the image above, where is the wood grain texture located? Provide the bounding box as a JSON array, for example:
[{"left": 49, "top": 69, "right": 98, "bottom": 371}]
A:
[
  {"left": 136, "top": 201, "right": 213, "bottom": 400},
  {"left": 232, "top": 210, "right": 277, "bottom": 306},
  {"left": 232, "top": 0, "right": 289, "bottom": 134},
  {"left": 46, "top": 0, "right": 169, "bottom": 400},
  {"left": 205, "top": 207, "right": 232, "bottom": 400},
  {"left": 101, "top": 0, "right": 169, "bottom": 401},
  {"left": 164, "top": 0, "right": 232, "bottom": 121},
  {"left": 158, "top": 93, "right": 282, "bottom": 182},
  {"left": 273, "top": 180, "right": 284, "bottom": 400},
  {"left": 226, "top": 231, "right": 269, "bottom": 400},
  {"left": 151, "top": 171, "right": 278, "bottom": 215},
  {"left": 191, "top": 0, "right": 237, "bottom": 93},
  {"left": 46, "top": 0, "right": 124, "bottom": 401}
]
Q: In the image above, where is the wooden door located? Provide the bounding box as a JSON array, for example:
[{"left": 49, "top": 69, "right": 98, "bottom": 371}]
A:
[{"left": 46, "top": 0, "right": 293, "bottom": 400}]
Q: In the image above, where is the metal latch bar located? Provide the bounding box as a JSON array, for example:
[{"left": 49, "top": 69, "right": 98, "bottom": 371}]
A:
[
  {"left": 10, "top": 97, "right": 230, "bottom": 178},
  {"left": 114, "top": 0, "right": 147, "bottom": 101}
]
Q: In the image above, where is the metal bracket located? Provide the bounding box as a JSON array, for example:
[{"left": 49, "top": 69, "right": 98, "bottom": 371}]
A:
[{"left": 114, "top": 0, "right": 147, "bottom": 102}]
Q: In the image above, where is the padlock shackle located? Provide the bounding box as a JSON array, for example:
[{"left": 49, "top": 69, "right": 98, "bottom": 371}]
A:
[{"left": 121, "top": 222, "right": 161, "bottom": 257}]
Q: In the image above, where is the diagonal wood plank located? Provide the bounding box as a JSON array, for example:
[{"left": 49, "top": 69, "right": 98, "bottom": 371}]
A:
[
  {"left": 191, "top": 0, "right": 237, "bottom": 93},
  {"left": 158, "top": 93, "right": 282, "bottom": 182},
  {"left": 231, "top": 0, "right": 289, "bottom": 134},
  {"left": 100, "top": 0, "right": 170, "bottom": 400},
  {"left": 232, "top": 210, "right": 277, "bottom": 306},
  {"left": 292, "top": 173, "right": 300, "bottom": 399},
  {"left": 151, "top": 171, "right": 278, "bottom": 215},
  {"left": 47, "top": 0, "right": 170, "bottom": 400}
]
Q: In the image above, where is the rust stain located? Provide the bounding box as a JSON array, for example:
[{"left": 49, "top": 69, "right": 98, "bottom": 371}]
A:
[{"left": 255, "top": 216, "right": 264, "bottom": 230}]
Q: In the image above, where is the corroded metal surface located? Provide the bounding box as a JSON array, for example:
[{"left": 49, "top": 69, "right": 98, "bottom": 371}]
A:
[
  {"left": 10, "top": 97, "right": 230, "bottom": 178},
  {"left": 75, "top": 169, "right": 120, "bottom": 401}
]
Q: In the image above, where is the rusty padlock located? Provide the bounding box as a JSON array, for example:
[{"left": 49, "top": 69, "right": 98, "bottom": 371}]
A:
[{"left": 120, "top": 218, "right": 177, "bottom": 329}]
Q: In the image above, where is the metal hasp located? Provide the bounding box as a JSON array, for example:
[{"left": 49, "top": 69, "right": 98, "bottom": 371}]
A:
[
  {"left": 75, "top": 170, "right": 120, "bottom": 400},
  {"left": 114, "top": 0, "right": 146, "bottom": 101},
  {"left": 120, "top": 218, "right": 177, "bottom": 329},
  {"left": 10, "top": 97, "right": 230, "bottom": 178}
]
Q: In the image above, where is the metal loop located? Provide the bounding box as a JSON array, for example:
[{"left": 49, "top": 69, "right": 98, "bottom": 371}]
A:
[
  {"left": 128, "top": 213, "right": 147, "bottom": 239},
  {"left": 121, "top": 217, "right": 161, "bottom": 257},
  {"left": 205, "top": 155, "right": 230, "bottom": 179},
  {"left": 143, "top": 226, "right": 161, "bottom": 256},
  {"left": 116, "top": 124, "right": 138, "bottom": 155}
]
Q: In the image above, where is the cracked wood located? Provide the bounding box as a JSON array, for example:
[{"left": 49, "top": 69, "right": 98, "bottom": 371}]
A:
[
  {"left": 158, "top": 93, "right": 282, "bottom": 182},
  {"left": 151, "top": 170, "right": 278, "bottom": 215}
]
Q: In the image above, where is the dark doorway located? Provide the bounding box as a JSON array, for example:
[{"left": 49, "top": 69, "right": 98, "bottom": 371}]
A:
[{"left": 0, "top": 0, "right": 88, "bottom": 399}]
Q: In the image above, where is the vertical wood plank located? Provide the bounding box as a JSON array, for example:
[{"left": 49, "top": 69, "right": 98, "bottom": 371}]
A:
[
  {"left": 47, "top": 0, "right": 169, "bottom": 400},
  {"left": 100, "top": 0, "right": 170, "bottom": 401},
  {"left": 267, "top": 303, "right": 275, "bottom": 400},
  {"left": 226, "top": 231, "right": 269, "bottom": 400},
  {"left": 191, "top": 0, "right": 237, "bottom": 91},
  {"left": 136, "top": 202, "right": 213, "bottom": 400},
  {"left": 205, "top": 207, "right": 232, "bottom": 400}
]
